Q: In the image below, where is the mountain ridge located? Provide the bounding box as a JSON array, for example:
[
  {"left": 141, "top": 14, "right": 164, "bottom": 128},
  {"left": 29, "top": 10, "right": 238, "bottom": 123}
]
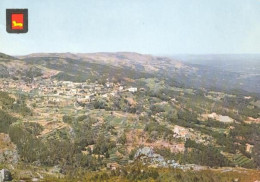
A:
[{"left": 0, "top": 52, "right": 258, "bottom": 95}]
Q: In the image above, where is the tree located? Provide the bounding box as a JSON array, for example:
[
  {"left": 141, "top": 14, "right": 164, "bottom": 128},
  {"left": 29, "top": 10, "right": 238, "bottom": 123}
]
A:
[
  {"left": 117, "top": 132, "right": 127, "bottom": 144},
  {"left": 252, "top": 135, "right": 260, "bottom": 168}
]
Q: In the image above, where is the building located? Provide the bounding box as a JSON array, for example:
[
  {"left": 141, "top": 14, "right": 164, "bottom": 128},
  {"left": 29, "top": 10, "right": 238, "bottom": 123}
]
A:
[{"left": 128, "top": 87, "right": 137, "bottom": 93}]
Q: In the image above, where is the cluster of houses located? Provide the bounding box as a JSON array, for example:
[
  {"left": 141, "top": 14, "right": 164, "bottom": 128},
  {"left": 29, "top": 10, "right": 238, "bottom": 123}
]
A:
[
  {"left": 37, "top": 80, "right": 138, "bottom": 104},
  {"left": 0, "top": 78, "right": 139, "bottom": 106}
]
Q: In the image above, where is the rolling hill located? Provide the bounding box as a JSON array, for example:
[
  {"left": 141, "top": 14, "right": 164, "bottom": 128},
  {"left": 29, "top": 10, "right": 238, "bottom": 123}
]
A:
[{"left": 0, "top": 52, "right": 259, "bottom": 181}]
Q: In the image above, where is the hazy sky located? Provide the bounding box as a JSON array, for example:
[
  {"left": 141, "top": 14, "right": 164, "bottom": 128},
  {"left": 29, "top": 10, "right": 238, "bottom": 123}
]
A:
[{"left": 0, "top": 0, "right": 260, "bottom": 55}]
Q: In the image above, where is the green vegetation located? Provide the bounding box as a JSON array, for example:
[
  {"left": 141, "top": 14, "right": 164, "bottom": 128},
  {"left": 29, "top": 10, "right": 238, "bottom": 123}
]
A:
[
  {"left": 0, "top": 91, "right": 15, "bottom": 109},
  {"left": 144, "top": 121, "right": 173, "bottom": 141},
  {"left": 232, "top": 154, "right": 254, "bottom": 168},
  {"left": 0, "top": 91, "right": 31, "bottom": 133},
  {"left": 9, "top": 120, "right": 105, "bottom": 171},
  {"left": 0, "top": 110, "right": 17, "bottom": 133},
  {"left": 41, "top": 163, "right": 260, "bottom": 182},
  {"left": 182, "top": 139, "right": 233, "bottom": 167}
]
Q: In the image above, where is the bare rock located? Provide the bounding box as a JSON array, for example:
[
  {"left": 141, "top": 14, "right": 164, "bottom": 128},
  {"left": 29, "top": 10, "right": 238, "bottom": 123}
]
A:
[{"left": 0, "top": 169, "right": 12, "bottom": 182}]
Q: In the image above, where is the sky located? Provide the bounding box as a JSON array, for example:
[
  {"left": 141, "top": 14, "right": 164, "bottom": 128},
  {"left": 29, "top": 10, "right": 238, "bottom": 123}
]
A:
[{"left": 0, "top": 0, "right": 260, "bottom": 55}]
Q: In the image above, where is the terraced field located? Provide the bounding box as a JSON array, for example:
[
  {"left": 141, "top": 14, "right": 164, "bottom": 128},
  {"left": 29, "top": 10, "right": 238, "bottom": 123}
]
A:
[
  {"left": 233, "top": 154, "right": 254, "bottom": 167},
  {"left": 224, "top": 153, "right": 254, "bottom": 167}
]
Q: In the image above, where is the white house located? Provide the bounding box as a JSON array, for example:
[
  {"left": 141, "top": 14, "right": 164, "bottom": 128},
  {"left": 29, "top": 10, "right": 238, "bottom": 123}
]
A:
[{"left": 128, "top": 87, "right": 137, "bottom": 93}]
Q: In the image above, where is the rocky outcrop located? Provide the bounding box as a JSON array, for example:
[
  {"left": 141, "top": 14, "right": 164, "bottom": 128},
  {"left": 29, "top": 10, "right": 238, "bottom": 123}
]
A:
[
  {"left": 0, "top": 150, "right": 19, "bottom": 164},
  {"left": 134, "top": 147, "right": 180, "bottom": 168},
  {"left": 134, "top": 147, "right": 210, "bottom": 170},
  {"left": 0, "top": 133, "right": 19, "bottom": 164},
  {"left": 0, "top": 169, "right": 12, "bottom": 182}
]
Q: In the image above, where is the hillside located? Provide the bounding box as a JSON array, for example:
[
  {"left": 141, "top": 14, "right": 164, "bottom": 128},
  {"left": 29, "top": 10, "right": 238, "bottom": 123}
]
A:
[
  {"left": 0, "top": 52, "right": 259, "bottom": 181},
  {"left": 17, "top": 52, "right": 260, "bottom": 95},
  {"left": 173, "top": 54, "right": 260, "bottom": 94}
]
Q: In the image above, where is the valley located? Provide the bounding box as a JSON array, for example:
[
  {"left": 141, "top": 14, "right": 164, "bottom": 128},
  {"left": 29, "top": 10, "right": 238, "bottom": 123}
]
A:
[{"left": 0, "top": 52, "right": 259, "bottom": 181}]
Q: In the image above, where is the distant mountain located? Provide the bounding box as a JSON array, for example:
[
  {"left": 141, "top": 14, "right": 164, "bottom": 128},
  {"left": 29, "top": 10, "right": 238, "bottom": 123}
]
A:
[
  {"left": 172, "top": 54, "right": 260, "bottom": 74},
  {"left": 18, "top": 52, "right": 191, "bottom": 72},
  {"left": 171, "top": 54, "right": 260, "bottom": 95},
  {"left": 0, "top": 52, "right": 258, "bottom": 95}
]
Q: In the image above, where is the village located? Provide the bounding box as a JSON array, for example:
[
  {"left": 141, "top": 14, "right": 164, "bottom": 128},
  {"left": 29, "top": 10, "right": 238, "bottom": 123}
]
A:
[{"left": 0, "top": 78, "right": 138, "bottom": 106}]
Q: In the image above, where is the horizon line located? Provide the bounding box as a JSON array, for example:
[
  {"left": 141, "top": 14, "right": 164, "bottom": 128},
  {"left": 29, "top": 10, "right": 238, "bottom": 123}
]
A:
[{"left": 2, "top": 51, "right": 260, "bottom": 57}]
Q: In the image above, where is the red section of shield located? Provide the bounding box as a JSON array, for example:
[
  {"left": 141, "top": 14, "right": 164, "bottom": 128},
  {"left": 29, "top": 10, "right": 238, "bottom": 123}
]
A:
[{"left": 11, "top": 14, "right": 24, "bottom": 30}]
